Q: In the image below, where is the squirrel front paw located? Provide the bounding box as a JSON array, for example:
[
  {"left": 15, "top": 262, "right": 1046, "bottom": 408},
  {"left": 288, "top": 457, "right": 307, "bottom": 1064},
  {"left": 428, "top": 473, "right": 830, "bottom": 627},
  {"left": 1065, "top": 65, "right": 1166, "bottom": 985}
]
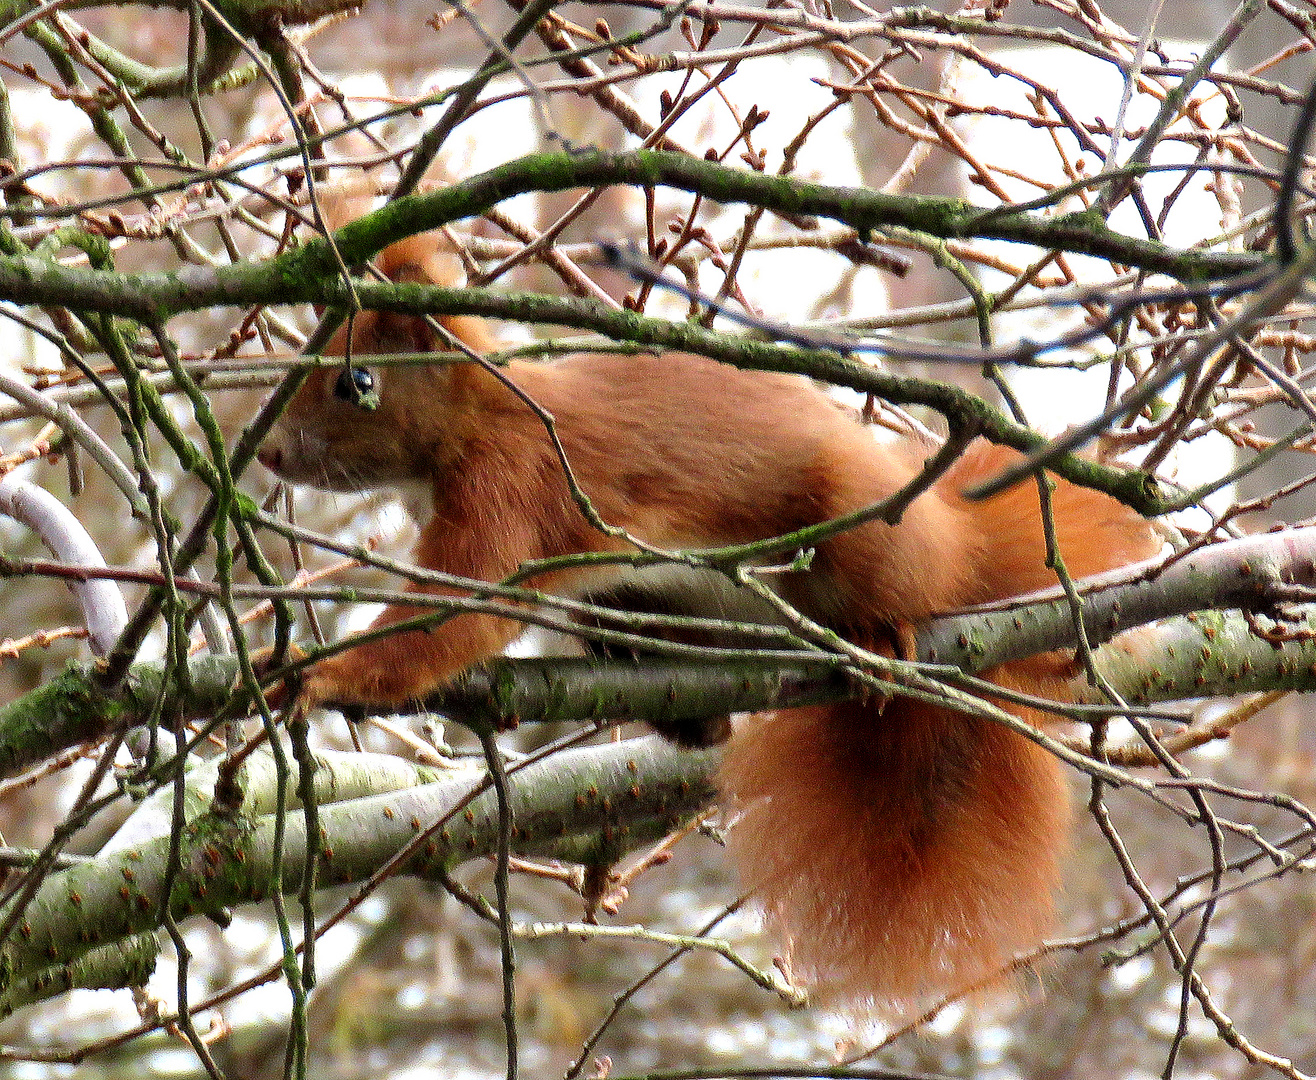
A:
[
  {"left": 245, "top": 633, "right": 456, "bottom": 718},
  {"left": 293, "top": 659, "right": 360, "bottom": 717},
  {"left": 291, "top": 650, "right": 435, "bottom": 716}
]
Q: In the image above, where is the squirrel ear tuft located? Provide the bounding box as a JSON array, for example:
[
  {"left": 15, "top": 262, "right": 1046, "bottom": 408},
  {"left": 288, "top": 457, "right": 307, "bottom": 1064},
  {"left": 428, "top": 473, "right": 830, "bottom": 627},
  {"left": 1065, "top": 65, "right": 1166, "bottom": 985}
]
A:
[{"left": 309, "top": 180, "right": 380, "bottom": 235}]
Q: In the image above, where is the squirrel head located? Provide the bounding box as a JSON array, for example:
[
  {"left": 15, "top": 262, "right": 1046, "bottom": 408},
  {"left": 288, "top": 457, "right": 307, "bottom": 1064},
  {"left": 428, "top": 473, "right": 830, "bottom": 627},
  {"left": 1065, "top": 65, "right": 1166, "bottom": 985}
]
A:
[{"left": 259, "top": 198, "right": 491, "bottom": 493}]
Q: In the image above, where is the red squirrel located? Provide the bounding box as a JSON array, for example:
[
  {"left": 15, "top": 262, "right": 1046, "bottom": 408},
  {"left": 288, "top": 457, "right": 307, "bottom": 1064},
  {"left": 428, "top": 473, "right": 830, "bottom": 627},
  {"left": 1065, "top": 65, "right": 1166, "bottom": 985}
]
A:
[{"left": 256, "top": 214, "right": 1158, "bottom": 1014}]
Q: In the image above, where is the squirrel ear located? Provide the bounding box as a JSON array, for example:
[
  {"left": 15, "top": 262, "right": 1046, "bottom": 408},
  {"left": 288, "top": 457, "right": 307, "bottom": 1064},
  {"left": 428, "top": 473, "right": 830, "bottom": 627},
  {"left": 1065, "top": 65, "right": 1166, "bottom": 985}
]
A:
[
  {"left": 377, "top": 233, "right": 467, "bottom": 291},
  {"left": 310, "top": 181, "right": 378, "bottom": 235},
  {"left": 307, "top": 182, "right": 377, "bottom": 322}
]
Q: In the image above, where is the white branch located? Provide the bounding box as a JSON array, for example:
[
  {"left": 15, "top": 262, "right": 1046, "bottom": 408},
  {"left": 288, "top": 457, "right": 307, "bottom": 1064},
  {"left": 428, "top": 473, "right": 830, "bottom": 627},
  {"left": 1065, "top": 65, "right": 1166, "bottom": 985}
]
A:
[{"left": 0, "top": 473, "right": 127, "bottom": 656}]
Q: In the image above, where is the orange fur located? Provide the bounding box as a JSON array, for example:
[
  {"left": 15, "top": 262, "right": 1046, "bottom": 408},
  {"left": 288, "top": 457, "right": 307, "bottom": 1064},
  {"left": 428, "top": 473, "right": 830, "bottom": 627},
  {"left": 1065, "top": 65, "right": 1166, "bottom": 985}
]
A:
[
  {"left": 258, "top": 218, "right": 1159, "bottom": 1014},
  {"left": 721, "top": 441, "right": 1156, "bottom": 1013}
]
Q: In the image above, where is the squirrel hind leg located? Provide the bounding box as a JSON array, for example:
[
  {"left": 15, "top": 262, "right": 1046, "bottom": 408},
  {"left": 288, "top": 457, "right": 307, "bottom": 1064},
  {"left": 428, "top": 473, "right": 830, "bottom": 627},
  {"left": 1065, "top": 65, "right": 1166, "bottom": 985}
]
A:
[{"left": 720, "top": 699, "right": 1069, "bottom": 1015}]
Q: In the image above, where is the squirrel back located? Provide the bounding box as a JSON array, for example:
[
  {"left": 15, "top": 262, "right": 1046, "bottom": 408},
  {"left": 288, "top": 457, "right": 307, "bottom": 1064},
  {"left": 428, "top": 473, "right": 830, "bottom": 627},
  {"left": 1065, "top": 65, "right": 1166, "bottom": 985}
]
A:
[{"left": 721, "top": 441, "right": 1158, "bottom": 1013}]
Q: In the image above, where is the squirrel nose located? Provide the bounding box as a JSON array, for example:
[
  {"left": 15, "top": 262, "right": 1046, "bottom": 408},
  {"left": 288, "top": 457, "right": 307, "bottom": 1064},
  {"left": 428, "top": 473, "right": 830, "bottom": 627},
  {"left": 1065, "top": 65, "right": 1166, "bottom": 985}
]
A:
[{"left": 257, "top": 445, "right": 282, "bottom": 473}]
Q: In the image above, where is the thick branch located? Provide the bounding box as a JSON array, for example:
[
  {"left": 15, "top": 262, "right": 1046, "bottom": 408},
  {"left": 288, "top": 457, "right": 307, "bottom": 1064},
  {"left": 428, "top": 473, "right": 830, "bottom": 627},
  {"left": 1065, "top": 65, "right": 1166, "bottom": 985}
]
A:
[
  {"left": 0, "top": 737, "right": 715, "bottom": 1010},
  {"left": 0, "top": 152, "right": 1260, "bottom": 321},
  {"left": 919, "top": 528, "right": 1316, "bottom": 673},
  {"left": 6, "top": 530, "right": 1316, "bottom": 772}
]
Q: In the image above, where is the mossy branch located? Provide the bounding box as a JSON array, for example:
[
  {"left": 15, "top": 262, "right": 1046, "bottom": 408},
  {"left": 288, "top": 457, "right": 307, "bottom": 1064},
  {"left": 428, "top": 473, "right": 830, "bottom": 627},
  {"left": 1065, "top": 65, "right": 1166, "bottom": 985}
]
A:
[
  {"left": 0, "top": 737, "right": 714, "bottom": 1014},
  {"left": 7, "top": 526, "right": 1316, "bottom": 777},
  {"left": 0, "top": 267, "right": 1162, "bottom": 512},
  {"left": 0, "top": 150, "right": 1261, "bottom": 320}
]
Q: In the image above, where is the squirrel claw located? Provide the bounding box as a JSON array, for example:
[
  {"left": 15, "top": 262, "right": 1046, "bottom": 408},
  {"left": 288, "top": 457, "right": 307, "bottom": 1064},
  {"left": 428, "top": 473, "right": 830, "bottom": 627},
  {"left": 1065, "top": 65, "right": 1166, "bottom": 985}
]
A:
[{"left": 890, "top": 621, "right": 918, "bottom": 662}]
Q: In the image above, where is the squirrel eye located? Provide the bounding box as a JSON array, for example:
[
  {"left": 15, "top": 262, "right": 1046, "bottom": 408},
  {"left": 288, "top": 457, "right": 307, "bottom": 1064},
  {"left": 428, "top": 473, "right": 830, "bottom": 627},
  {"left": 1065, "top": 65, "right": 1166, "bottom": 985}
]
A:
[{"left": 334, "top": 366, "right": 374, "bottom": 403}]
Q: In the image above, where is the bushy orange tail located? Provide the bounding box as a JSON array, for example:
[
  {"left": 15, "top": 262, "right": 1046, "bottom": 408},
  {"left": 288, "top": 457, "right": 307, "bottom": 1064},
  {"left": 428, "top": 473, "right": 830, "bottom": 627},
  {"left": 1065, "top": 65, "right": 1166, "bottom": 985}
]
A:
[{"left": 720, "top": 444, "right": 1158, "bottom": 1014}]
